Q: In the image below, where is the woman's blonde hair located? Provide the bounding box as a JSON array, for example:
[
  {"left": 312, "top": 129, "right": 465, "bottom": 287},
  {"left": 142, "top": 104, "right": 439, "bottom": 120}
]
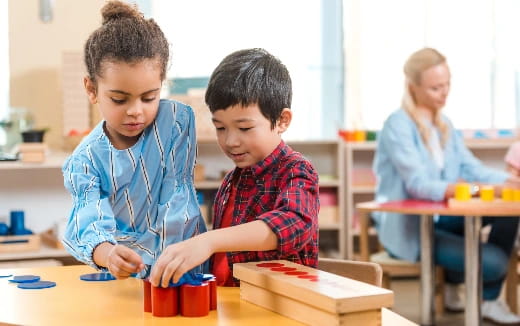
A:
[{"left": 402, "top": 47, "right": 449, "bottom": 148}]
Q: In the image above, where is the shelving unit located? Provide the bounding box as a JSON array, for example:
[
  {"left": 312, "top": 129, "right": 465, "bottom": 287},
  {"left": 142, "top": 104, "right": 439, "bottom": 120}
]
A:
[
  {"left": 344, "top": 138, "right": 517, "bottom": 260},
  {"left": 196, "top": 139, "right": 346, "bottom": 258}
]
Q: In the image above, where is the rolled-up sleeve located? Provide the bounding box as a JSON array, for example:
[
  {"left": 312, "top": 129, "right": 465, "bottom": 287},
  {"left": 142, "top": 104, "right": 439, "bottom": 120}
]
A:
[
  {"left": 257, "top": 161, "right": 319, "bottom": 256},
  {"left": 62, "top": 156, "right": 116, "bottom": 269}
]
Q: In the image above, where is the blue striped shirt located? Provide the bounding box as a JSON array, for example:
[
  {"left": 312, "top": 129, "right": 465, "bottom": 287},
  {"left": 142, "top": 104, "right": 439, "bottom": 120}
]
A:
[{"left": 62, "top": 99, "right": 207, "bottom": 276}]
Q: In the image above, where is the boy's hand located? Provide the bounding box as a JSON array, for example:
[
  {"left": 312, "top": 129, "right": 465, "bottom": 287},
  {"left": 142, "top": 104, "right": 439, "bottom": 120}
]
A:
[
  {"left": 150, "top": 236, "right": 212, "bottom": 288},
  {"left": 102, "top": 244, "right": 144, "bottom": 279}
]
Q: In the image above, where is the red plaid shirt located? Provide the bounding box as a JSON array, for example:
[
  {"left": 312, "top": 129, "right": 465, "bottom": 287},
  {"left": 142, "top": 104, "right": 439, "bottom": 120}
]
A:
[{"left": 210, "top": 141, "right": 320, "bottom": 286}]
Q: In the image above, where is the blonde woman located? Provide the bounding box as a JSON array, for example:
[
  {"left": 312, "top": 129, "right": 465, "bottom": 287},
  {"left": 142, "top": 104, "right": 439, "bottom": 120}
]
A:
[{"left": 373, "top": 47, "right": 520, "bottom": 325}]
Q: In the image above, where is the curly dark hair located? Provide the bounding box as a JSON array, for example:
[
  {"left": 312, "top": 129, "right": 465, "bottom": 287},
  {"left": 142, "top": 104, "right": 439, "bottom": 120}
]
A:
[
  {"left": 205, "top": 48, "right": 292, "bottom": 129},
  {"left": 84, "top": 0, "right": 169, "bottom": 84}
]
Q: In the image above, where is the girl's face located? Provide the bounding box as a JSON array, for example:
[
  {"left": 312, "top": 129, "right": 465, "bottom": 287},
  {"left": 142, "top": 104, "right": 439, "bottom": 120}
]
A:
[
  {"left": 411, "top": 62, "right": 451, "bottom": 112},
  {"left": 84, "top": 59, "right": 162, "bottom": 149}
]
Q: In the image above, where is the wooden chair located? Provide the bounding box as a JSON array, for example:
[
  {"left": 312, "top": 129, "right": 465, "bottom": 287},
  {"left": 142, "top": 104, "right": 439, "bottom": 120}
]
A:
[
  {"left": 506, "top": 249, "right": 519, "bottom": 313},
  {"left": 358, "top": 211, "right": 445, "bottom": 314},
  {"left": 318, "top": 257, "right": 383, "bottom": 287}
]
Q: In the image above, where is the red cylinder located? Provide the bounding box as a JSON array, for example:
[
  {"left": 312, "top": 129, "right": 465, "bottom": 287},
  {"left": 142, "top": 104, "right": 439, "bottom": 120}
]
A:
[
  {"left": 207, "top": 278, "right": 217, "bottom": 310},
  {"left": 143, "top": 280, "right": 152, "bottom": 313},
  {"left": 180, "top": 283, "right": 210, "bottom": 317},
  {"left": 151, "top": 285, "right": 178, "bottom": 317}
]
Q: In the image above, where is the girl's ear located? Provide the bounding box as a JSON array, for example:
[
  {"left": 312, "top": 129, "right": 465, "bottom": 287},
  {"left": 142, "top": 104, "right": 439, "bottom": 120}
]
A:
[
  {"left": 277, "top": 108, "right": 292, "bottom": 134},
  {"left": 84, "top": 77, "right": 98, "bottom": 104}
]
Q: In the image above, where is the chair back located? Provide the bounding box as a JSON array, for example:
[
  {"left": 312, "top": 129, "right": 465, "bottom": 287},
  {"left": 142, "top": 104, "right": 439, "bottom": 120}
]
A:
[{"left": 318, "top": 257, "right": 383, "bottom": 287}]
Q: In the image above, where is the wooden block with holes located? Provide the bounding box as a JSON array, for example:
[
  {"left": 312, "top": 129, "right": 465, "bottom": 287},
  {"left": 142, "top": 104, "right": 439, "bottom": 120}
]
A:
[
  {"left": 233, "top": 260, "right": 394, "bottom": 326},
  {"left": 448, "top": 198, "right": 520, "bottom": 210}
]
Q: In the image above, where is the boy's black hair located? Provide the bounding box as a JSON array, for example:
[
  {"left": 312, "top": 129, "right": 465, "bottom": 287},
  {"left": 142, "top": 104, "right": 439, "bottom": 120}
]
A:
[
  {"left": 84, "top": 0, "right": 170, "bottom": 84},
  {"left": 205, "top": 48, "right": 292, "bottom": 129}
]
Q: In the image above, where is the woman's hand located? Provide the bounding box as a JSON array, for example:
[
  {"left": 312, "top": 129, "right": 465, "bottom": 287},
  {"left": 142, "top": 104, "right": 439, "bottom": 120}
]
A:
[{"left": 149, "top": 235, "right": 213, "bottom": 288}]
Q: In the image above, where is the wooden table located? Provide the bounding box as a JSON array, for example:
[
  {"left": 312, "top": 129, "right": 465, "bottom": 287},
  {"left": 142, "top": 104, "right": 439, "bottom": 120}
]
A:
[
  {"left": 357, "top": 199, "right": 520, "bottom": 326},
  {"left": 0, "top": 265, "right": 416, "bottom": 326}
]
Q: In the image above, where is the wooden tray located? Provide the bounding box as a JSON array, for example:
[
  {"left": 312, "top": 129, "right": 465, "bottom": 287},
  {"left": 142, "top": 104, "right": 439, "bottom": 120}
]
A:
[
  {"left": 0, "top": 234, "right": 41, "bottom": 253},
  {"left": 233, "top": 260, "right": 393, "bottom": 326},
  {"left": 448, "top": 198, "right": 520, "bottom": 210}
]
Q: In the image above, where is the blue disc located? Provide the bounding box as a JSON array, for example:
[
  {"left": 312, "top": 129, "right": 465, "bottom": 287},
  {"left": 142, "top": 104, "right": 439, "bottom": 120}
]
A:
[
  {"left": 18, "top": 281, "right": 56, "bottom": 289},
  {"left": 80, "top": 272, "right": 116, "bottom": 281},
  {"left": 9, "top": 275, "right": 40, "bottom": 283},
  {"left": 0, "top": 273, "right": 12, "bottom": 278}
]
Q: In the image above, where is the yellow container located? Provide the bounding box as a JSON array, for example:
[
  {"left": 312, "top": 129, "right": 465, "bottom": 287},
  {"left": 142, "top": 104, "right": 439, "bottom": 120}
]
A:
[
  {"left": 454, "top": 183, "right": 471, "bottom": 201},
  {"left": 514, "top": 189, "right": 520, "bottom": 202},
  {"left": 479, "top": 186, "right": 494, "bottom": 201},
  {"left": 502, "top": 188, "right": 514, "bottom": 201},
  {"left": 353, "top": 130, "right": 366, "bottom": 142}
]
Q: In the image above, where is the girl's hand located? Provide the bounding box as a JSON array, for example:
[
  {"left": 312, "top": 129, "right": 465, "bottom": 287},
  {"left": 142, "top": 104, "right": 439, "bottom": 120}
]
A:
[
  {"left": 105, "top": 244, "right": 144, "bottom": 279},
  {"left": 150, "top": 236, "right": 212, "bottom": 288}
]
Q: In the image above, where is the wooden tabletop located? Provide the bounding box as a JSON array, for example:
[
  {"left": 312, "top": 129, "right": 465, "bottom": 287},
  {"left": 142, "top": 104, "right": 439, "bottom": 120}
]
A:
[
  {"left": 0, "top": 265, "right": 416, "bottom": 326},
  {"left": 357, "top": 199, "right": 520, "bottom": 216}
]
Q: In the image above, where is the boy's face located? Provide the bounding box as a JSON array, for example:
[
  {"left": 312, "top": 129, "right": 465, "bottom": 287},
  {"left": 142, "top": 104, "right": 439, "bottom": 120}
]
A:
[
  {"left": 84, "top": 59, "right": 162, "bottom": 149},
  {"left": 212, "top": 104, "right": 291, "bottom": 168}
]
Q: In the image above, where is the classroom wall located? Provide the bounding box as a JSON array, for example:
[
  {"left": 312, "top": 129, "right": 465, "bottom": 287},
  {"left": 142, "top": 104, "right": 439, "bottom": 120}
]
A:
[{"left": 8, "top": 0, "right": 104, "bottom": 150}]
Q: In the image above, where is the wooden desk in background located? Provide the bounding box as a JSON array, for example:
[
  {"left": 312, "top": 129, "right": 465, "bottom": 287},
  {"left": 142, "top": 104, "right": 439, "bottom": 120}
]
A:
[
  {"left": 357, "top": 199, "right": 520, "bottom": 326},
  {"left": 0, "top": 265, "right": 416, "bottom": 326}
]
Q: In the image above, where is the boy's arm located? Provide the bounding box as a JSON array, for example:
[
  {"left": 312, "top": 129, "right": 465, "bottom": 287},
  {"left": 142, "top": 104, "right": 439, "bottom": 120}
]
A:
[{"left": 150, "top": 220, "right": 276, "bottom": 287}]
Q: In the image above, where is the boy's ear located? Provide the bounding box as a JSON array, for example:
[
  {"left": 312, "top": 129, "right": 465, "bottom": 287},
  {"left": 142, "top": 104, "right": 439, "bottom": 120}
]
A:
[
  {"left": 277, "top": 108, "right": 292, "bottom": 134},
  {"left": 84, "top": 76, "right": 98, "bottom": 104}
]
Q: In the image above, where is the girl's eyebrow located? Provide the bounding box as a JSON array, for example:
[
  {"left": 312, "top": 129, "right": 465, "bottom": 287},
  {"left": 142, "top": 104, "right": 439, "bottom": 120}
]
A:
[{"left": 107, "top": 88, "right": 161, "bottom": 96}]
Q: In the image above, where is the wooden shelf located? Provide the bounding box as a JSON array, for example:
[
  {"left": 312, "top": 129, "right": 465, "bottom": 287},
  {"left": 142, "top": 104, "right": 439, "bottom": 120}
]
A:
[
  {"left": 351, "top": 185, "right": 375, "bottom": 194},
  {"left": 319, "top": 223, "right": 341, "bottom": 230},
  {"left": 0, "top": 244, "right": 70, "bottom": 261},
  {"left": 195, "top": 180, "right": 223, "bottom": 189},
  {"left": 0, "top": 152, "right": 70, "bottom": 170}
]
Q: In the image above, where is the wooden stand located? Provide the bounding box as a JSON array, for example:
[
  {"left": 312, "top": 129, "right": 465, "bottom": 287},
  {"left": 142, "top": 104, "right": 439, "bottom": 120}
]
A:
[
  {"left": 18, "top": 143, "right": 46, "bottom": 163},
  {"left": 233, "top": 260, "right": 394, "bottom": 326}
]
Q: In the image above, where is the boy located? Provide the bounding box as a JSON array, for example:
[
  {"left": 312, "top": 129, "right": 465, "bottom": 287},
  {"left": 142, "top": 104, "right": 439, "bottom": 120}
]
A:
[{"left": 150, "top": 48, "right": 320, "bottom": 287}]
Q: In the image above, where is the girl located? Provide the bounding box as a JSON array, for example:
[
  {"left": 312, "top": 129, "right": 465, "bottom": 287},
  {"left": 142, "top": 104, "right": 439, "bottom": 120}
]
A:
[{"left": 62, "top": 0, "right": 206, "bottom": 281}]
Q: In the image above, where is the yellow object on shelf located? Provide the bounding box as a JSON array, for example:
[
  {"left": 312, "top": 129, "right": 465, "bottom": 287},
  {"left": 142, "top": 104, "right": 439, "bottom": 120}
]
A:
[
  {"left": 514, "top": 190, "right": 520, "bottom": 202},
  {"left": 480, "top": 185, "right": 494, "bottom": 201},
  {"left": 454, "top": 183, "right": 471, "bottom": 201},
  {"left": 353, "top": 130, "right": 366, "bottom": 142},
  {"left": 503, "top": 188, "right": 514, "bottom": 201}
]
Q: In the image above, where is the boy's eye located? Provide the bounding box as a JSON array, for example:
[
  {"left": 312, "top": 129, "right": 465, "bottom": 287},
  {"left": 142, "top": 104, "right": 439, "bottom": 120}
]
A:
[
  {"left": 142, "top": 97, "right": 156, "bottom": 103},
  {"left": 215, "top": 127, "right": 225, "bottom": 131},
  {"left": 111, "top": 98, "right": 126, "bottom": 104},
  {"left": 240, "top": 127, "right": 252, "bottom": 132}
]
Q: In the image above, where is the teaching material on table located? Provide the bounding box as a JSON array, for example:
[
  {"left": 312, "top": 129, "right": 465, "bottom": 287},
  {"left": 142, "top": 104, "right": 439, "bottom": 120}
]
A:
[
  {"left": 144, "top": 273, "right": 217, "bottom": 318},
  {"left": 80, "top": 272, "right": 116, "bottom": 282},
  {"left": 233, "top": 260, "right": 393, "bottom": 326},
  {"left": 8, "top": 275, "right": 41, "bottom": 283},
  {"left": 18, "top": 281, "right": 56, "bottom": 289}
]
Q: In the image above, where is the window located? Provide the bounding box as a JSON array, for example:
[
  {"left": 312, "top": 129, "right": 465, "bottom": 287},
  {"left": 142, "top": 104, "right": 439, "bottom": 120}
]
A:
[
  {"left": 0, "top": 0, "right": 8, "bottom": 121},
  {"left": 152, "top": 0, "right": 343, "bottom": 140},
  {"left": 344, "top": 0, "right": 520, "bottom": 131}
]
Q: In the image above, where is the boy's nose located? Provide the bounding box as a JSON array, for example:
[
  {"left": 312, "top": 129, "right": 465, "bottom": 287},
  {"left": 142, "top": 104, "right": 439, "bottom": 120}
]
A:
[{"left": 225, "top": 132, "right": 240, "bottom": 147}]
